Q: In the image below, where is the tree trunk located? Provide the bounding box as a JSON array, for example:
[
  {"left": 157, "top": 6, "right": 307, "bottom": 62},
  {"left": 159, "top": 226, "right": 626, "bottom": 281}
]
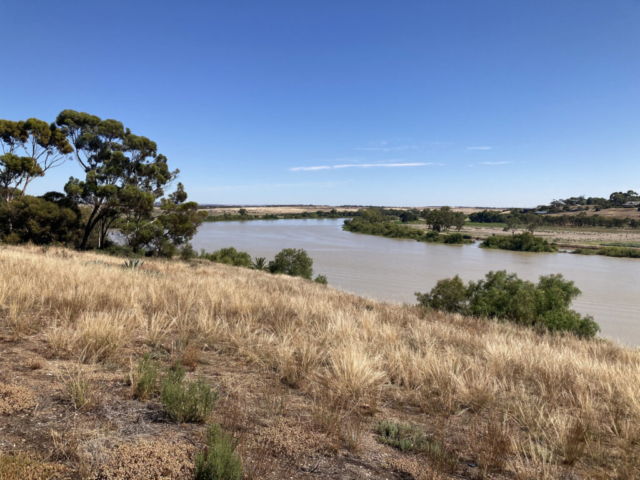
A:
[{"left": 79, "top": 205, "right": 101, "bottom": 250}]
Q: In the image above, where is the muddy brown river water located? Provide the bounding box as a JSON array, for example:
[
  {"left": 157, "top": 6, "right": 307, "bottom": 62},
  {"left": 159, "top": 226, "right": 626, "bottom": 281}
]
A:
[{"left": 192, "top": 219, "right": 640, "bottom": 346}]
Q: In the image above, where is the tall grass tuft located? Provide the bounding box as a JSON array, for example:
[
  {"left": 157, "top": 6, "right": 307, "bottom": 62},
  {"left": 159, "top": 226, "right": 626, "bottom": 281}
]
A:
[
  {"left": 161, "top": 362, "right": 218, "bottom": 423},
  {"left": 194, "top": 423, "right": 242, "bottom": 480}
]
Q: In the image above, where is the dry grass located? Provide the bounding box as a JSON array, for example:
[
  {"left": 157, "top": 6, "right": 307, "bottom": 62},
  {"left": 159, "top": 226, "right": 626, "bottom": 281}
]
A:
[
  {"left": 0, "top": 383, "right": 36, "bottom": 415},
  {"left": 0, "top": 452, "right": 67, "bottom": 480},
  {"left": 0, "top": 245, "right": 638, "bottom": 478}
]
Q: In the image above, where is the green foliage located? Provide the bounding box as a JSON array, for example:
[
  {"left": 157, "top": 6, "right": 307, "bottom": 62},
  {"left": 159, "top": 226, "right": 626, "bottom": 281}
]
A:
[
  {"left": 200, "top": 247, "right": 252, "bottom": 267},
  {"left": 422, "top": 207, "right": 467, "bottom": 232},
  {"left": 480, "top": 232, "right": 558, "bottom": 252},
  {"left": 574, "top": 247, "right": 640, "bottom": 258},
  {"left": 376, "top": 421, "right": 456, "bottom": 470},
  {"left": 57, "top": 109, "right": 183, "bottom": 250},
  {"left": 203, "top": 209, "right": 358, "bottom": 222},
  {"left": 122, "top": 258, "right": 144, "bottom": 269},
  {"left": 194, "top": 424, "right": 242, "bottom": 480},
  {"left": 268, "top": 248, "right": 314, "bottom": 279},
  {"left": 343, "top": 216, "right": 471, "bottom": 245},
  {"left": 469, "top": 210, "right": 505, "bottom": 223},
  {"left": 416, "top": 271, "right": 600, "bottom": 338},
  {"left": 180, "top": 243, "right": 198, "bottom": 261},
  {"left": 0, "top": 118, "right": 72, "bottom": 201},
  {"left": 0, "top": 194, "right": 82, "bottom": 245},
  {"left": 314, "top": 274, "right": 328, "bottom": 285},
  {"left": 131, "top": 354, "right": 160, "bottom": 400},
  {"left": 250, "top": 257, "right": 268, "bottom": 270},
  {"left": 161, "top": 362, "right": 218, "bottom": 423},
  {"left": 415, "top": 276, "right": 468, "bottom": 314}
]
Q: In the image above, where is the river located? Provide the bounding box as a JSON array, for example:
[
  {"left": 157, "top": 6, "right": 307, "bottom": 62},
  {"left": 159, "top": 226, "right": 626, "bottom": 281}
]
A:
[{"left": 191, "top": 219, "right": 640, "bottom": 346}]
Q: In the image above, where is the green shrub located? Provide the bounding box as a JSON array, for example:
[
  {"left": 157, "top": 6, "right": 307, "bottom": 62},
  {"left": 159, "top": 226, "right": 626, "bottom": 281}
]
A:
[
  {"left": 415, "top": 275, "right": 468, "bottom": 314},
  {"left": 376, "top": 420, "right": 456, "bottom": 471},
  {"left": 574, "top": 246, "right": 640, "bottom": 258},
  {"left": 268, "top": 248, "right": 314, "bottom": 279},
  {"left": 0, "top": 194, "right": 82, "bottom": 246},
  {"left": 122, "top": 258, "right": 144, "bottom": 269},
  {"left": 343, "top": 218, "right": 470, "bottom": 244},
  {"left": 194, "top": 424, "right": 242, "bottom": 480},
  {"left": 130, "top": 354, "right": 160, "bottom": 400},
  {"left": 250, "top": 257, "right": 268, "bottom": 270},
  {"left": 416, "top": 271, "right": 600, "bottom": 338},
  {"left": 180, "top": 243, "right": 197, "bottom": 261},
  {"left": 480, "top": 232, "right": 558, "bottom": 252},
  {"left": 161, "top": 362, "right": 218, "bottom": 423},
  {"left": 314, "top": 274, "right": 328, "bottom": 285},
  {"left": 199, "top": 247, "right": 252, "bottom": 267}
]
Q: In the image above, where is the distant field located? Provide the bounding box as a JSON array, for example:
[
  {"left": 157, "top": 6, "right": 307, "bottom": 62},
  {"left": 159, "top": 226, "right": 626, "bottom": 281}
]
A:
[
  {"left": 465, "top": 221, "right": 507, "bottom": 228},
  {"left": 201, "top": 205, "right": 509, "bottom": 216},
  {"left": 548, "top": 207, "right": 640, "bottom": 219}
]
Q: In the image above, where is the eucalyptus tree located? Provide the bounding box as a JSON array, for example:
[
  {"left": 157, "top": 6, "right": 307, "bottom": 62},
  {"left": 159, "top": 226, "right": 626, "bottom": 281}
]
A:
[
  {"left": 57, "top": 110, "right": 178, "bottom": 249},
  {"left": 0, "top": 118, "right": 72, "bottom": 201}
]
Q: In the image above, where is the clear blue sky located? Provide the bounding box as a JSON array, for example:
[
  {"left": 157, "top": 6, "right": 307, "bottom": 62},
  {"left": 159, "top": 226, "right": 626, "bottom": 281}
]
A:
[{"left": 1, "top": 1, "right": 639, "bottom": 207}]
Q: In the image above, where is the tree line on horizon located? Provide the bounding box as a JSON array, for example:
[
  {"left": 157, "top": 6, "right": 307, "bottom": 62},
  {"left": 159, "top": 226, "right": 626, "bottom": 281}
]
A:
[{"left": 0, "top": 111, "right": 206, "bottom": 255}]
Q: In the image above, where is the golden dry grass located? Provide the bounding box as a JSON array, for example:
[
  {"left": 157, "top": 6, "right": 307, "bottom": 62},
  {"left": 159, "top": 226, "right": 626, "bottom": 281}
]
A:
[{"left": 0, "top": 245, "right": 639, "bottom": 478}]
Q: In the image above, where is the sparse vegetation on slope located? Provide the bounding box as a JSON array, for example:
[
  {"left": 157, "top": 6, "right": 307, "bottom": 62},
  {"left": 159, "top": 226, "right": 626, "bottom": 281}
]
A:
[{"left": 0, "top": 246, "right": 638, "bottom": 479}]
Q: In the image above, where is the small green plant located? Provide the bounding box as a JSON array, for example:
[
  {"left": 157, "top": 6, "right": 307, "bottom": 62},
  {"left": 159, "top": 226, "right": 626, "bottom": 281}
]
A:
[
  {"left": 161, "top": 362, "right": 218, "bottom": 423},
  {"left": 250, "top": 257, "right": 268, "bottom": 271},
  {"left": 122, "top": 258, "right": 144, "bottom": 269},
  {"left": 194, "top": 423, "right": 243, "bottom": 480},
  {"left": 129, "top": 354, "right": 161, "bottom": 400},
  {"left": 314, "top": 274, "right": 328, "bottom": 285},
  {"left": 180, "top": 243, "right": 197, "bottom": 261},
  {"left": 376, "top": 420, "right": 456, "bottom": 471},
  {"left": 199, "top": 247, "right": 252, "bottom": 267}
]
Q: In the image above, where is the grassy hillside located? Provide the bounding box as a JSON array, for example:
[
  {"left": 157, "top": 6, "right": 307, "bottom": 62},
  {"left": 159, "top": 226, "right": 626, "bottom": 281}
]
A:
[{"left": 0, "top": 246, "right": 638, "bottom": 479}]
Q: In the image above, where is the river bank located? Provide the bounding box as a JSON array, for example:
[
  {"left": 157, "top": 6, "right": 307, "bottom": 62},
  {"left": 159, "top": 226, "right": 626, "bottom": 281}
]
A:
[{"left": 408, "top": 223, "right": 640, "bottom": 249}]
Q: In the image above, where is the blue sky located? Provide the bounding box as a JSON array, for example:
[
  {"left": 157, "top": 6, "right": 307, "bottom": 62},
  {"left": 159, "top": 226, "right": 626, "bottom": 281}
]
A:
[{"left": 1, "top": 0, "right": 639, "bottom": 207}]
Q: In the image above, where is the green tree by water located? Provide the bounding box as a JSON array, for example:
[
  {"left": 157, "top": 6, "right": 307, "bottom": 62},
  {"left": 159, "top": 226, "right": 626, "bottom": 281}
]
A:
[
  {"left": 416, "top": 271, "right": 600, "bottom": 338},
  {"left": 268, "top": 248, "right": 314, "bottom": 279}
]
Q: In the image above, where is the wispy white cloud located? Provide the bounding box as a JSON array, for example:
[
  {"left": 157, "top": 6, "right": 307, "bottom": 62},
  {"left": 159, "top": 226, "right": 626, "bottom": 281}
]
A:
[
  {"left": 289, "top": 165, "right": 332, "bottom": 171},
  {"left": 334, "top": 162, "right": 434, "bottom": 168},
  {"left": 467, "top": 146, "right": 493, "bottom": 150},
  {"left": 355, "top": 145, "right": 419, "bottom": 152},
  {"left": 195, "top": 181, "right": 351, "bottom": 192},
  {"left": 290, "top": 162, "right": 437, "bottom": 171},
  {"left": 482, "top": 161, "right": 512, "bottom": 165}
]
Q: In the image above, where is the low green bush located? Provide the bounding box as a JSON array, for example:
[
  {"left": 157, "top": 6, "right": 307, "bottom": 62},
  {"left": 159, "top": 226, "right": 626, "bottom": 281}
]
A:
[
  {"left": 130, "top": 354, "right": 161, "bottom": 400},
  {"left": 199, "top": 247, "right": 252, "bottom": 267},
  {"left": 480, "top": 232, "right": 558, "bottom": 252},
  {"left": 194, "top": 424, "right": 242, "bottom": 480},
  {"left": 161, "top": 362, "right": 218, "bottom": 423},
  {"left": 574, "top": 246, "right": 640, "bottom": 258},
  {"left": 314, "top": 274, "right": 328, "bottom": 285},
  {"left": 416, "top": 271, "right": 600, "bottom": 338},
  {"left": 180, "top": 243, "right": 197, "bottom": 261},
  {"left": 375, "top": 420, "right": 456, "bottom": 471},
  {"left": 343, "top": 218, "right": 471, "bottom": 244},
  {"left": 268, "top": 248, "right": 314, "bottom": 279}
]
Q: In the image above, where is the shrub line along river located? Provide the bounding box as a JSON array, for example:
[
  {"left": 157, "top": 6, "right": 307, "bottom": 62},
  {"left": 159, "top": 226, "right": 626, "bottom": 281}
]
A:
[{"left": 191, "top": 219, "right": 640, "bottom": 346}]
